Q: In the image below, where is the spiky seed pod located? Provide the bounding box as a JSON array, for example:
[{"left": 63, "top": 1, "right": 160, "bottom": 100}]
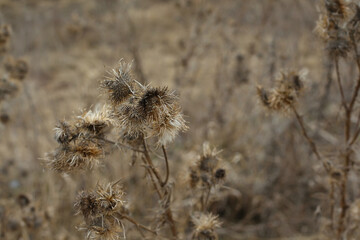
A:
[
  {"left": 151, "top": 104, "right": 188, "bottom": 146},
  {"left": 191, "top": 213, "right": 222, "bottom": 240},
  {"left": 258, "top": 70, "right": 305, "bottom": 112},
  {"left": 113, "top": 101, "right": 147, "bottom": 141},
  {"left": 325, "top": 0, "right": 348, "bottom": 19},
  {"left": 95, "top": 182, "right": 126, "bottom": 215},
  {"left": 198, "top": 143, "right": 221, "bottom": 173},
  {"left": 139, "top": 87, "right": 176, "bottom": 121},
  {"left": 75, "top": 191, "right": 100, "bottom": 219},
  {"left": 48, "top": 140, "right": 103, "bottom": 172},
  {"left": 101, "top": 61, "right": 136, "bottom": 106},
  {"left": 85, "top": 217, "right": 123, "bottom": 240},
  {"left": 54, "top": 121, "right": 75, "bottom": 144},
  {"left": 139, "top": 86, "right": 188, "bottom": 146},
  {"left": 76, "top": 106, "right": 112, "bottom": 137}
]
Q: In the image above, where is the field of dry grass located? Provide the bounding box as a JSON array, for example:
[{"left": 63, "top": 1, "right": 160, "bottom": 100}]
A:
[{"left": 2, "top": 0, "right": 360, "bottom": 239}]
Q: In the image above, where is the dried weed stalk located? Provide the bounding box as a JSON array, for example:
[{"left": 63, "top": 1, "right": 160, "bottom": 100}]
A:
[{"left": 258, "top": 1, "right": 360, "bottom": 238}]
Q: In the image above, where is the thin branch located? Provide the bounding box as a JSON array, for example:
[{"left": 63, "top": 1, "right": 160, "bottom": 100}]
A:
[
  {"left": 161, "top": 145, "right": 170, "bottom": 187},
  {"left": 122, "top": 215, "right": 157, "bottom": 235},
  {"left": 291, "top": 106, "right": 330, "bottom": 172},
  {"left": 142, "top": 139, "right": 163, "bottom": 185},
  {"left": 99, "top": 138, "right": 144, "bottom": 153},
  {"left": 334, "top": 58, "right": 348, "bottom": 111}
]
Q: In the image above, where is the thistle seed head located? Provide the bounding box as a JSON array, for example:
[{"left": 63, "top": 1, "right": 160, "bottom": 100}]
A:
[
  {"left": 75, "top": 191, "right": 100, "bottom": 219},
  {"left": 191, "top": 213, "right": 222, "bottom": 240},
  {"left": 76, "top": 106, "right": 112, "bottom": 137},
  {"left": 257, "top": 70, "right": 306, "bottom": 112},
  {"left": 101, "top": 60, "right": 136, "bottom": 106}
]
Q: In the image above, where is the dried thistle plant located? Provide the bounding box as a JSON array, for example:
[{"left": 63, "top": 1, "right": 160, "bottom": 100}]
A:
[
  {"left": 46, "top": 59, "right": 191, "bottom": 239},
  {"left": 47, "top": 106, "right": 111, "bottom": 172},
  {"left": 258, "top": 1, "right": 360, "bottom": 239},
  {"left": 257, "top": 70, "right": 305, "bottom": 113},
  {"left": 191, "top": 212, "right": 222, "bottom": 240},
  {"left": 187, "top": 142, "right": 226, "bottom": 215}
]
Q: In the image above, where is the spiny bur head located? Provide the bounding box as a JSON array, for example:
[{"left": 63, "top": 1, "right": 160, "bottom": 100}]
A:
[
  {"left": 48, "top": 141, "right": 102, "bottom": 173},
  {"left": 113, "top": 101, "right": 147, "bottom": 141},
  {"left": 85, "top": 217, "right": 123, "bottom": 240},
  {"left": 95, "top": 181, "right": 126, "bottom": 215},
  {"left": 75, "top": 191, "right": 100, "bottom": 219},
  {"left": 101, "top": 60, "right": 136, "bottom": 106},
  {"left": 139, "top": 86, "right": 188, "bottom": 146},
  {"left": 325, "top": 0, "right": 349, "bottom": 19},
  {"left": 257, "top": 70, "right": 306, "bottom": 113},
  {"left": 191, "top": 213, "right": 222, "bottom": 240},
  {"left": 151, "top": 104, "right": 188, "bottom": 146},
  {"left": 54, "top": 120, "right": 75, "bottom": 144},
  {"left": 76, "top": 106, "right": 112, "bottom": 137}
]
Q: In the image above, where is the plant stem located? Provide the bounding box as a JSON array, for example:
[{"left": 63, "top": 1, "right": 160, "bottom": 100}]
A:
[{"left": 161, "top": 145, "right": 170, "bottom": 187}]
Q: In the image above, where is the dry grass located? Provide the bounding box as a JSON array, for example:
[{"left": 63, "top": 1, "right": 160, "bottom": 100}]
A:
[{"left": 2, "top": 0, "right": 360, "bottom": 239}]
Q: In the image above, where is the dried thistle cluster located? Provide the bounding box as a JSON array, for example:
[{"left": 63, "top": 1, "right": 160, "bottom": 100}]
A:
[
  {"left": 191, "top": 213, "right": 222, "bottom": 240},
  {"left": 314, "top": 0, "right": 360, "bottom": 58},
  {"left": 257, "top": 70, "right": 305, "bottom": 112},
  {"left": 189, "top": 143, "right": 226, "bottom": 190},
  {"left": 101, "top": 60, "right": 187, "bottom": 146},
  {"left": 46, "top": 60, "right": 194, "bottom": 239},
  {"left": 75, "top": 181, "right": 131, "bottom": 240},
  {"left": 47, "top": 106, "right": 112, "bottom": 172}
]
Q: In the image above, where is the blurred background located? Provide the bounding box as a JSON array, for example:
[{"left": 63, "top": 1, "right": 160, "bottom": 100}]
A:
[{"left": 0, "top": 0, "right": 341, "bottom": 239}]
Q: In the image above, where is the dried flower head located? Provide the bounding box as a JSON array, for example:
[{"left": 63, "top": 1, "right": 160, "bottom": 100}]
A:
[
  {"left": 95, "top": 181, "right": 126, "bottom": 215},
  {"left": 189, "top": 143, "right": 225, "bottom": 189},
  {"left": 325, "top": 0, "right": 349, "bottom": 19},
  {"left": 101, "top": 60, "right": 136, "bottom": 106},
  {"left": 75, "top": 191, "right": 100, "bottom": 219},
  {"left": 76, "top": 106, "right": 112, "bottom": 136},
  {"left": 85, "top": 217, "right": 123, "bottom": 240},
  {"left": 257, "top": 70, "right": 306, "bottom": 112},
  {"left": 47, "top": 106, "right": 113, "bottom": 172},
  {"left": 112, "top": 101, "right": 146, "bottom": 143},
  {"left": 48, "top": 141, "right": 103, "bottom": 172},
  {"left": 75, "top": 182, "right": 128, "bottom": 240},
  {"left": 151, "top": 103, "right": 188, "bottom": 146},
  {"left": 101, "top": 60, "right": 187, "bottom": 146},
  {"left": 54, "top": 120, "right": 75, "bottom": 144},
  {"left": 191, "top": 213, "right": 222, "bottom": 240}
]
